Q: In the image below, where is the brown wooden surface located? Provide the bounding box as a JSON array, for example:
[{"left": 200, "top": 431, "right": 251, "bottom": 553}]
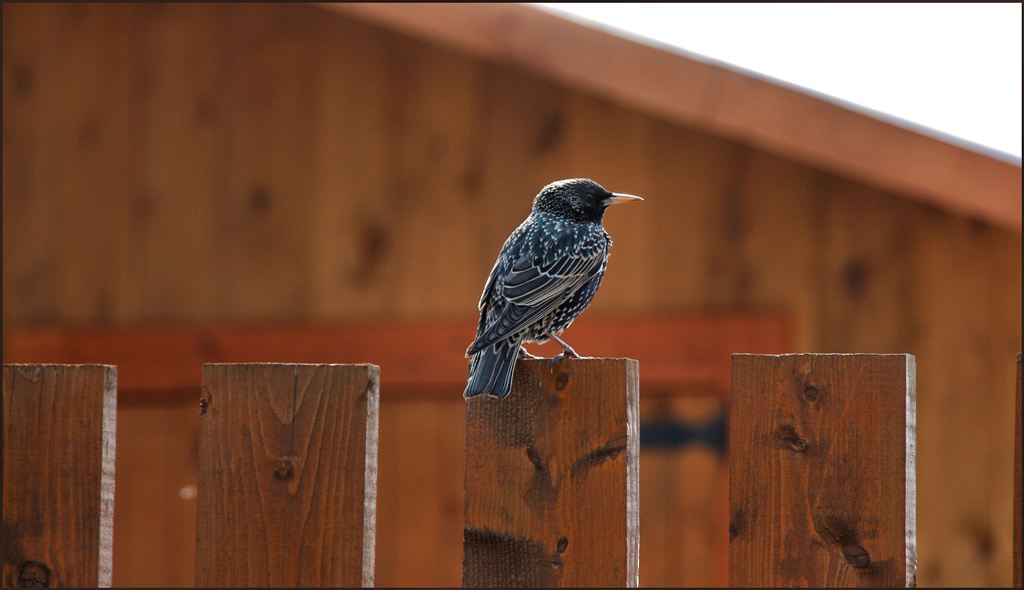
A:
[
  {"left": 5, "top": 314, "right": 784, "bottom": 588},
  {"left": 1016, "top": 353, "right": 1022, "bottom": 588},
  {"left": 729, "top": 354, "right": 915, "bottom": 588},
  {"left": 4, "top": 314, "right": 788, "bottom": 396},
  {"left": 2, "top": 4, "right": 1020, "bottom": 585},
  {"left": 376, "top": 399, "right": 465, "bottom": 587},
  {"left": 105, "top": 392, "right": 734, "bottom": 588},
  {"left": 324, "top": 3, "right": 1021, "bottom": 232},
  {"left": 195, "top": 363, "right": 378, "bottom": 587},
  {"left": 639, "top": 396, "right": 728, "bottom": 587},
  {"left": 463, "top": 358, "right": 639, "bottom": 588},
  {"left": 112, "top": 396, "right": 198, "bottom": 587},
  {"left": 1, "top": 364, "right": 117, "bottom": 588}
]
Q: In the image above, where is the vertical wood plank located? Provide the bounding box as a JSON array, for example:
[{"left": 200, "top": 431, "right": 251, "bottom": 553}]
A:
[
  {"left": 375, "top": 399, "right": 465, "bottom": 587},
  {"left": 1015, "top": 353, "right": 1022, "bottom": 589},
  {"left": 117, "top": 3, "right": 224, "bottom": 320},
  {"left": 907, "top": 211, "right": 1020, "bottom": 587},
  {"left": 195, "top": 363, "right": 379, "bottom": 587},
  {"left": 112, "top": 395, "right": 199, "bottom": 587},
  {"left": 2, "top": 3, "right": 136, "bottom": 324},
  {"left": 463, "top": 358, "right": 639, "bottom": 588},
  {"left": 671, "top": 398, "right": 729, "bottom": 587},
  {"left": 639, "top": 396, "right": 729, "bottom": 587},
  {"left": 382, "top": 34, "right": 488, "bottom": 318},
  {"left": 214, "top": 5, "right": 319, "bottom": 319},
  {"left": 729, "top": 354, "right": 915, "bottom": 588},
  {"left": 2, "top": 3, "right": 62, "bottom": 325},
  {"left": 1, "top": 364, "right": 117, "bottom": 587},
  {"left": 307, "top": 12, "right": 395, "bottom": 319}
]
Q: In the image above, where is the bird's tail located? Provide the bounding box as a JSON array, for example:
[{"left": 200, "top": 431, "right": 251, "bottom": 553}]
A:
[{"left": 464, "top": 339, "right": 520, "bottom": 399}]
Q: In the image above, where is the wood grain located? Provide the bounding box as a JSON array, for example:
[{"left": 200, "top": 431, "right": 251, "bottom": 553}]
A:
[
  {"left": 195, "top": 363, "right": 378, "bottom": 587},
  {"left": 1, "top": 364, "right": 117, "bottom": 587},
  {"left": 729, "top": 354, "right": 915, "bottom": 588},
  {"left": 463, "top": 358, "right": 639, "bottom": 588},
  {"left": 116, "top": 3, "right": 223, "bottom": 319},
  {"left": 6, "top": 314, "right": 785, "bottom": 588},
  {"left": 1016, "top": 353, "right": 1022, "bottom": 588},
  {"left": 2, "top": 4, "right": 1020, "bottom": 586},
  {"left": 215, "top": 5, "right": 319, "bottom": 320},
  {"left": 324, "top": 2, "right": 1021, "bottom": 232},
  {"left": 906, "top": 210, "right": 1019, "bottom": 587}
]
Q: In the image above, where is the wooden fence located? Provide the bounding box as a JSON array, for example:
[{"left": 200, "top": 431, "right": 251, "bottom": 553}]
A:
[{"left": 1, "top": 355, "right": 1020, "bottom": 588}]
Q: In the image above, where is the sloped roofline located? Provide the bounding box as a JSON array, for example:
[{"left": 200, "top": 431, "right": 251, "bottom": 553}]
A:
[{"left": 319, "top": 3, "right": 1021, "bottom": 231}]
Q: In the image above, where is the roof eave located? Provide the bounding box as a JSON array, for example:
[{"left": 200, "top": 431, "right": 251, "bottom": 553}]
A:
[{"left": 317, "top": 2, "right": 1022, "bottom": 232}]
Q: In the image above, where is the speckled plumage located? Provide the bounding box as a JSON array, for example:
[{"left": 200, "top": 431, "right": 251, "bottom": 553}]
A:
[{"left": 464, "top": 178, "right": 640, "bottom": 399}]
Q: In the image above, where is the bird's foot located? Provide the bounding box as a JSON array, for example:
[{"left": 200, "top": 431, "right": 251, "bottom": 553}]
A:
[
  {"left": 547, "top": 351, "right": 589, "bottom": 367},
  {"left": 548, "top": 333, "right": 582, "bottom": 359},
  {"left": 518, "top": 346, "right": 541, "bottom": 360}
]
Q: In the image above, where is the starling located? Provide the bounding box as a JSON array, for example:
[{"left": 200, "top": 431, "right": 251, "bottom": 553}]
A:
[{"left": 464, "top": 178, "right": 643, "bottom": 399}]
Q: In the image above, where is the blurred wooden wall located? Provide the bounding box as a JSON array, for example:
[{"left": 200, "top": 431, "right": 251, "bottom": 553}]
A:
[{"left": 2, "top": 3, "right": 1020, "bottom": 587}]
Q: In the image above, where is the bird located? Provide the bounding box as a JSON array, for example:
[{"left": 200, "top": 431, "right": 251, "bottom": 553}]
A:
[{"left": 464, "top": 178, "right": 643, "bottom": 399}]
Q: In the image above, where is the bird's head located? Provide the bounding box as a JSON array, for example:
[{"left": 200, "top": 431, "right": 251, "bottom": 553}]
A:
[{"left": 531, "top": 178, "right": 643, "bottom": 223}]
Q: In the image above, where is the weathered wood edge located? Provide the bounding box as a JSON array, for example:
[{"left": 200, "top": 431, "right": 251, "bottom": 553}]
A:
[
  {"left": 624, "top": 359, "right": 640, "bottom": 588},
  {"left": 362, "top": 365, "right": 380, "bottom": 588},
  {"left": 99, "top": 366, "right": 117, "bottom": 588},
  {"left": 905, "top": 354, "right": 917, "bottom": 588}
]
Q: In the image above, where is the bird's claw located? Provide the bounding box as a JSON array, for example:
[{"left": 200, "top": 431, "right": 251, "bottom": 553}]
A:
[
  {"left": 518, "top": 347, "right": 542, "bottom": 360},
  {"left": 547, "top": 351, "right": 585, "bottom": 367}
]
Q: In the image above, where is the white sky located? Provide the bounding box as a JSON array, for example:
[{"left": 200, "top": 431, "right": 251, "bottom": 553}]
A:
[{"left": 533, "top": 3, "right": 1023, "bottom": 163}]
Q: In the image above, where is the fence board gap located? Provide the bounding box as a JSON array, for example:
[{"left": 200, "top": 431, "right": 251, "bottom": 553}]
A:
[
  {"left": 462, "top": 358, "right": 640, "bottom": 588},
  {"left": 1, "top": 364, "right": 117, "bottom": 588},
  {"left": 729, "top": 353, "right": 915, "bottom": 588},
  {"left": 195, "top": 363, "right": 379, "bottom": 587}
]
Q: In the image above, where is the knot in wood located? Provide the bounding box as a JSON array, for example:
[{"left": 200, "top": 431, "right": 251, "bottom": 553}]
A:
[
  {"left": 803, "top": 384, "right": 821, "bottom": 402},
  {"left": 841, "top": 542, "right": 870, "bottom": 569},
  {"left": 773, "top": 424, "right": 808, "bottom": 453},
  {"left": 274, "top": 460, "right": 294, "bottom": 480},
  {"left": 525, "top": 446, "right": 545, "bottom": 471},
  {"left": 18, "top": 561, "right": 51, "bottom": 588},
  {"left": 556, "top": 536, "right": 569, "bottom": 553},
  {"left": 249, "top": 186, "right": 273, "bottom": 215},
  {"left": 198, "top": 397, "right": 209, "bottom": 415},
  {"left": 555, "top": 372, "right": 570, "bottom": 391}
]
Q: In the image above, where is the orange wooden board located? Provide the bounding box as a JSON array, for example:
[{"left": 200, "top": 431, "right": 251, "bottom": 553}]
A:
[{"left": 5, "top": 314, "right": 789, "bottom": 397}]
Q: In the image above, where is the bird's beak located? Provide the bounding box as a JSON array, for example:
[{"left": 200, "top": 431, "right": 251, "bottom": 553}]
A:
[{"left": 605, "top": 192, "right": 644, "bottom": 206}]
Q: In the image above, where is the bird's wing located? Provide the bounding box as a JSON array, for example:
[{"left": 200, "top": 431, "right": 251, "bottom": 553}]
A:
[
  {"left": 477, "top": 256, "right": 501, "bottom": 311},
  {"left": 467, "top": 227, "right": 606, "bottom": 354}
]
